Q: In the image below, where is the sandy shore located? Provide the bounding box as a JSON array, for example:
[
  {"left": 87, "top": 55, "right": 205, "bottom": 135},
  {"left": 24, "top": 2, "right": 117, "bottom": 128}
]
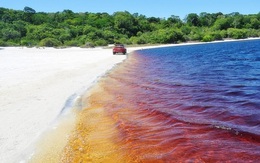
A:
[
  {"left": 0, "top": 47, "right": 136, "bottom": 162},
  {"left": 1, "top": 38, "right": 259, "bottom": 162}
]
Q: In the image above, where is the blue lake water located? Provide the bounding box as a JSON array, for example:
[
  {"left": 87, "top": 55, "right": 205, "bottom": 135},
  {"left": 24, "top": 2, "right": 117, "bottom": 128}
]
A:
[{"left": 133, "top": 40, "right": 260, "bottom": 136}]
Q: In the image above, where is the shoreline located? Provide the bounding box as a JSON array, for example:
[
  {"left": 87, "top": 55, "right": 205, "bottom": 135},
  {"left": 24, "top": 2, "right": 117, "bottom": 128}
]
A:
[
  {"left": 0, "top": 47, "right": 128, "bottom": 162},
  {"left": 1, "top": 36, "right": 259, "bottom": 50},
  {"left": 0, "top": 37, "right": 259, "bottom": 162},
  {"left": 127, "top": 37, "right": 260, "bottom": 50}
]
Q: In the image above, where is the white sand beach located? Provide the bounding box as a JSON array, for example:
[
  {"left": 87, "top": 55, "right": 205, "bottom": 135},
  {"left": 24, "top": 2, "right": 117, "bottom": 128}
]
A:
[
  {"left": 0, "top": 47, "right": 134, "bottom": 162},
  {"left": 1, "top": 38, "right": 259, "bottom": 162}
]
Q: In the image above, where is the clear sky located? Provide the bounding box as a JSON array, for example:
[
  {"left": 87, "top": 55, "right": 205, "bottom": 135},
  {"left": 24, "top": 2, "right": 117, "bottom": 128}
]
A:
[{"left": 1, "top": 0, "right": 259, "bottom": 19}]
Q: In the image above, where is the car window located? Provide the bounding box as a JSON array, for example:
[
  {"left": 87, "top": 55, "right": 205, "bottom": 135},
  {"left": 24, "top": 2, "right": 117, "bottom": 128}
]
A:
[{"left": 115, "top": 44, "right": 124, "bottom": 47}]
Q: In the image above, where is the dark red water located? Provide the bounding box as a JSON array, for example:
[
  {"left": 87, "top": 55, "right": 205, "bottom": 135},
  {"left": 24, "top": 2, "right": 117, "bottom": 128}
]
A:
[{"left": 61, "top": 40, "right": 260, "bottom": 162}]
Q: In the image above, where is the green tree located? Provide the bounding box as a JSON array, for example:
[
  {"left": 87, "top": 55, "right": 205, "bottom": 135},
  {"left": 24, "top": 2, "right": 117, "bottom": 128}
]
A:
[
  {"left": 250, "top": 18, "right": 260, "bottom": 29},
  {"left": 228, "top": 12, "right": 244, "bottom": 28},
  {"left": 2, "top": 9, "right": 17, "bottom": 23},
  {"left": 113, "top": 11, "right": 137, "bottom": 36},
  {"left": 13, "top": 20, "right": 27, "bottom": 37},
  {"left": 199, "top": 12, "right": 217, "bottom": 27},
  {"left": 136, "top": 14, "right": 152, "bottom": 32},
  {"left": 213, "top": 17, "right": 231, "bottom": 30},
  {"left": 24, "top": 6, "right": 36, "bottom": 14},
  {"left": 185, "top": 13, "right": 200, "bottom": 26},
  {"left": 59, "top": 32, "right": 71, "bottom": 44},
  {"left": 23, "top": 6, "right": 36, "bottom": 23},
  {"left": 32, "top": 12, "right": 49, "bottom": 25},
  {"left": 0, "top": 7, "right": 259, "bottom": 47},
  {"left": 1, "top": 28, "right": 21, "bottom": 41}
]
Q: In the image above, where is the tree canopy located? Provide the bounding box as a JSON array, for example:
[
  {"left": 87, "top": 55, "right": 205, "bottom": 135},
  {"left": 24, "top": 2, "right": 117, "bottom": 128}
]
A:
[{"left": 0, "top": 7, "right": 259, "bottom": 47}]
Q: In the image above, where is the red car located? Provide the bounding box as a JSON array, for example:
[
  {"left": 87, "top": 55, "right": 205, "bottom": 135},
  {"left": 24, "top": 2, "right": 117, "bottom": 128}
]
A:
[{"left": 113, "top": 44, "right": 127, "bottom": 55}]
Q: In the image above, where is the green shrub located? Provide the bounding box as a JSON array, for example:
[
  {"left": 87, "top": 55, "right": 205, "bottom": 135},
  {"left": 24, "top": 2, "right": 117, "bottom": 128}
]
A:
[
  {"left": 39, "top": 38, "right": 61, "bottom": 47},
  {"left": 0, "top": 40, "right": 7, "bottom": 46},
  {"left": 130, "top": 36, "right": 146, "bottom": 44},
  {"left": 94, "top": 39, "right": 108, "bottom": 46},
  {"left": 227, "top": 28, "right": 247, "bottom": 39},
  {"left": 5, "top": 41, "right": 19, "bottom": 46},
  {"left": 83, "top": 42, "right": 95, "bottom": 48},
  {"left": 59, "top": 33, "right": 71, "bottom": 43},
  {"left": 202, "top": 35, "right": 214, "bottom": 42},
  {"left": 20, "top": 39, "right": 36, "bottom": 47},
  {"left": 212, "top": 32, "right": 223, "bottom": 40},
  {"left": 246, "top": 29, "right": 259, "bottom": 37},
  {"left": 190, "top": 33, "right": 203, "bottom": 41},
  {"left": 115, "top": 37, "right": 131, "bottom": 45},
  {"left": 220, "top": 30, "right": 228, "bottom": 38},
  {"left": 64, "top": 40, "right": 81, "bottom": 47}
]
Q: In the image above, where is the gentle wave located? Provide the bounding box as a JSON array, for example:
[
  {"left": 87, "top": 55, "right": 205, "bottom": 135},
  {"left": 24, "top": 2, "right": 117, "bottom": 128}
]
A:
[{"left": 45, "top": 40, "right": 260, "bottom": 162}]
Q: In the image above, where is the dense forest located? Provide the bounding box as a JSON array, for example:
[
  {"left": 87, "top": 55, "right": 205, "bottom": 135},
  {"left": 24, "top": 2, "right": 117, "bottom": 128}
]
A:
[{"left": 0, "top": 7, "right": 259, "bottom": 47}]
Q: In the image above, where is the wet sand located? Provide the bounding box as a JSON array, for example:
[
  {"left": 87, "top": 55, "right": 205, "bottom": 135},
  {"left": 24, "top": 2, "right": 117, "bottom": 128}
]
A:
[{"left": 0, "top": 47, "right": 127, "bottom": 162}]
